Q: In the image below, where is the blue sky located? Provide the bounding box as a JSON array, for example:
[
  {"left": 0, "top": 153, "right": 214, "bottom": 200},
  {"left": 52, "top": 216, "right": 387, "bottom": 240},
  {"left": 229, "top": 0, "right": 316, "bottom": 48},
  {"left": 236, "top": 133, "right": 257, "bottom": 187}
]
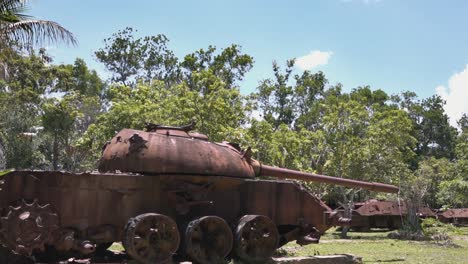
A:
[{"left": 30, "top": 0, "right": 468, "bottom": 125}]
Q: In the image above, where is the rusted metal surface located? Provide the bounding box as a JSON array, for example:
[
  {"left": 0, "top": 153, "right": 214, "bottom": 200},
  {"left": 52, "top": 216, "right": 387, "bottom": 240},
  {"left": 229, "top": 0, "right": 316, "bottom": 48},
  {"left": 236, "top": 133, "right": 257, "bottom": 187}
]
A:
[
  {"left": 438, "top": 208, "right": 468, "bottom": 226},
  {"left": 259, "top": 165, "right": 399, "bottom": 193},
  {"left": 0, "top": 199, "right": 59, "bottom": 255},
  {"left": 347, "top": 200, "right": 435, "bottom": 230},
  {"left": 122, "top": 213, "right": 179, "bottom": 263},
  {"left": 355, "top": 200, "right": 435, "bottom": 217},
  {"left": 233, "top": 215, "right": 279, "bottom": 263},
  {"left": 184, "top": 216, "right": 233, "bottom": 264},
  {"left": 98, "top": 128, "right": 258, "bottom": 179},
  {"left": 0, "top": 124, "right": 399, "bottom": 263}
]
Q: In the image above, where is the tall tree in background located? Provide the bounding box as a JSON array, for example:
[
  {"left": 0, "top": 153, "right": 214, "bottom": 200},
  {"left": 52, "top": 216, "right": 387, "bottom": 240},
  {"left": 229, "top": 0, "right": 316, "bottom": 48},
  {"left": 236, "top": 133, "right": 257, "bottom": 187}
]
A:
[
  {"left": 392, "top": 92, "right": 458, "bottom": 166},
  {"left": 436, "top": 114, "right": 468, "bottom": 208},
  {"left": 0, "top": 44, "right": 105, "bottom": 171},
  {"left": 293, "top": 70, "right": 327, "bottom": 131},
  {"left": 95, "top": 27, "right": 179, "bottom": 86},
  {"left": 0, "top": 46, "right": 55, "bottom": 169},
  {"left": 0, "top": 0, "right": 76, "bottom": 47},
  {"left": 256, "top": 60, "right": 296, "bottom": 129},
  {"left": 181, "top": 44, "right": 253, "bottom": 91}
]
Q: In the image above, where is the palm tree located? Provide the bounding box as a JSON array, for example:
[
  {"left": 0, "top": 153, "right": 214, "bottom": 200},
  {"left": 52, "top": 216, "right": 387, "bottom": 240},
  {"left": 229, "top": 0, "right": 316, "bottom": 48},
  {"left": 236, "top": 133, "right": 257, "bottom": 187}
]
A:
[{"left": 0, "top": 0, "right": 76, "bottom": 46}]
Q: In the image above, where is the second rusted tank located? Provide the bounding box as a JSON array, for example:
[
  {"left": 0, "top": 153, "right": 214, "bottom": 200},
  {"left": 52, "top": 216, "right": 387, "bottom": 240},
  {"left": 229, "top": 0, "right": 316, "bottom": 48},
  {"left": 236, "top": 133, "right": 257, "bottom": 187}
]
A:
[
  {"left": 0, "top": 123, "right": 398, "bottom": 264},
  {"left": 345, "top": 200, "right": 435, "bottom": 231},
  {"left": 438, "top": 208, "right": 468, "bottom": 226}
]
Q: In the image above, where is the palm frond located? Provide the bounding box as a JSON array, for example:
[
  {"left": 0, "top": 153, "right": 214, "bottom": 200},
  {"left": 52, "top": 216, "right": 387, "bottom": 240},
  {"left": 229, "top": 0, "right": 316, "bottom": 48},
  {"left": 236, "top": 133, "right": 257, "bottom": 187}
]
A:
[
  {"left": 1, "top": 19, "right": 77, "bottom": 46},
  {"left": 0, "top": 0, "right": 26, "bottom": 15}
]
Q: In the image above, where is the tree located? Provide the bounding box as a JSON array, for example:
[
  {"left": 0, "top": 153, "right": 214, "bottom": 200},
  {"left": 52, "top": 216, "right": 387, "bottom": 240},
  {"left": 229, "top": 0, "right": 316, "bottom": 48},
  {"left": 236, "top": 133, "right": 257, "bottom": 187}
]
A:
[
  {"left": 392, "top": 92, "right": 458, "bottom": 165},
  {"left": 53, "top": 58, "right": 105, "bottom": 97},
  {"left": 0, "top": 44, "right": 104, "bottom": 171},
  {"left": 0, "top": 46, "right": 55, "bottom": 169},
  {"left": 0, "top": 0, "right": 76, "bottom": 47},
  {"left": 95, "top": 27, "right": 179, "bottom": 86},
  {"left": 256, "top": 60, "right": 296, "bottom": 129},
  {"left": 40, "top": 58, "right": 106, "bottom": 171},
  {"left": 293, "top": 71, "right": 327, "bottom": 130},
  {"left": 436, "top": 114, "right": 468, "bottom": 208},
  {"left": 0, "top": 131, "right": 5, "bottom": 170},
  {"left": 181, "top": 44, "right": 253, "bottom": 91},
  {"left": 42, "top": 96, "right": 78, "bottom": 170}
]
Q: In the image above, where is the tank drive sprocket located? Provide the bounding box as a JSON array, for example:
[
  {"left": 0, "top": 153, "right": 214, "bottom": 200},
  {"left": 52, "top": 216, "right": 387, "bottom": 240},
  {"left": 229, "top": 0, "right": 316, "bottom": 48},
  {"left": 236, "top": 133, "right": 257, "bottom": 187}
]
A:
[{"left": 0, "top": 199, "right": 59, "bottom": 256}]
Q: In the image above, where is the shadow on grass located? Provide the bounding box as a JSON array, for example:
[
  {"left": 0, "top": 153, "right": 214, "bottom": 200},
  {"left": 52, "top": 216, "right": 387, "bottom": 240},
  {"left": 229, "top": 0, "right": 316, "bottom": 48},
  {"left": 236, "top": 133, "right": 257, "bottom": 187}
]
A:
[
  {"left": 329, "top": 232, "right": 391, "bottom": 240},
  {"left": 364, "top": 259, "right": 406, "bottom": 263}
]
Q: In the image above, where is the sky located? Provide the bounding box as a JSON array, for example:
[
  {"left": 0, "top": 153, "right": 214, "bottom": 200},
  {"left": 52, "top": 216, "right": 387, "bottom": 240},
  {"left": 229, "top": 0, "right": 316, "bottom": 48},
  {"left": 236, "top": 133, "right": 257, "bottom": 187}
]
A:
[{"left": 29, "top": 0, "right": 468, "bottom": 126}]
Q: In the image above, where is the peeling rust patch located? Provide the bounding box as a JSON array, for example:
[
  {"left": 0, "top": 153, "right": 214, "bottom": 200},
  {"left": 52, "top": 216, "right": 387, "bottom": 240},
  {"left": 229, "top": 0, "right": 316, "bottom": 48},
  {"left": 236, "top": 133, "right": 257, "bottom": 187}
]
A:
[{"left": 127, "top": 133, "right": 147, "bottom": 154}]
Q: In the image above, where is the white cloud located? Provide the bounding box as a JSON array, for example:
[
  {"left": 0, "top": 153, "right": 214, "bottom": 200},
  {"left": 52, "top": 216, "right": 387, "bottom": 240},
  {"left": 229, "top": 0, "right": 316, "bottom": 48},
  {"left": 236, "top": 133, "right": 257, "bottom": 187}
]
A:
[
  {"left": 436, "top": 65, "right": 468, "bottom": 128},
  {"left": 295, "top": 50, "right": 333, "bottom": 71}
]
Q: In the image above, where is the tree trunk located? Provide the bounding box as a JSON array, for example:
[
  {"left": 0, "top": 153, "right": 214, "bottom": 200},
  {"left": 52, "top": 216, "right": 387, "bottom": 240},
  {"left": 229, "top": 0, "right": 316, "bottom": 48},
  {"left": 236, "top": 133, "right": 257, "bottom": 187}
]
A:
[
  {"left": 52, "top": 133, "right": 58, "bottom": 170},
  {"left": 339, "top": 192, "right": 355, "bottom": 239},
  {"left": 0, "top": 140, "right": 5, "bottom": 170},
  {"left": 404, "top": 198, "right": 422, "bottom": 232}
]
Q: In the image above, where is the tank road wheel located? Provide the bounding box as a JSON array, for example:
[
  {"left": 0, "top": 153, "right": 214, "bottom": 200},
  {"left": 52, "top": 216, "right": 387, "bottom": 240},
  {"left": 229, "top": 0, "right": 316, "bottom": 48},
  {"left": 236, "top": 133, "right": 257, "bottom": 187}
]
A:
[
  {"left": 123, "top": 213, "right": 180, "bottom": 264},
  {"left": 184, "top": 216, "right": 233, "bottom": 264},
  {"left": 0, "top": 199, "right": 59, "bottom": 256},
  {"left": 233, "top": 215, "right": 279, "bottom": 263}
]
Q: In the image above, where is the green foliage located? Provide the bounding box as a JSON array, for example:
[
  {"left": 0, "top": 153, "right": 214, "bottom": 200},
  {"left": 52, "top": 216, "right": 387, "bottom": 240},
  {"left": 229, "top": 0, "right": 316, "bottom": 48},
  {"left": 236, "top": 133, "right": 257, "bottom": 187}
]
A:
[
  {"left": 0, "top": 45, "right": 105, "bottom": 170},
  {"left": 95, "top": 27, "right": 178, "bottom": 86},
  {"left": 0, "top": 169, "right": 11, "bottom": 177},
  {"left": 435, "top": 129, "right": 468, "bottom": 208},
  {"left": 181, "top": 44, "right": 253, "bottom": 90},
  {"left": 392, "top": 92, "right": 458, "bottom": 167},
  {"left": 256, "top": 60, "right": 296, "bottom": 128},
  {"left": 437, "top": 178, "right": 468, "bottom": 208},
  {"left": 421, "top": 218, "right": 460, "bottom": 241}
]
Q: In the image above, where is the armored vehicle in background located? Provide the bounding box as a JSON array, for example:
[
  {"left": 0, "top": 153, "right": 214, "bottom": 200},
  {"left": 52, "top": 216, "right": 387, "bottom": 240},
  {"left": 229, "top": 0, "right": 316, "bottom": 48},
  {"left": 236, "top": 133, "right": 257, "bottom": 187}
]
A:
[
  {"left": 0, "top": 123, "right": 398, "bottom": 264},
  {"left": 438, "top": 208, "right": 468, "bottom": 226},
  {"left": 346, "top": 200, "right": 435, "bottom": 231}
]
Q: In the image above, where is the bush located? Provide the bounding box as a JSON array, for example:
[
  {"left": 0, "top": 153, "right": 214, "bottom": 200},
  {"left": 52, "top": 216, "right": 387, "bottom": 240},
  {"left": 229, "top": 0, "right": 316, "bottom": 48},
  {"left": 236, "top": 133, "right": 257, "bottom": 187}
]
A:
[
  {"left": 420, "top": 218, "right": 460, "bottom": 245},
  {"left": 388, "top": 218, "right": 460, "bottom": 244}
]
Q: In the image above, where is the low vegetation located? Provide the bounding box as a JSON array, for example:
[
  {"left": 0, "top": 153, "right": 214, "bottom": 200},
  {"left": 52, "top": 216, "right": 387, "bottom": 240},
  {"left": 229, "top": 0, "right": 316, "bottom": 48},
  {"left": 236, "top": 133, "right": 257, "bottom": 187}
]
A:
[{"left": 286, "top": 227, "right": 468, "bottom": 264}]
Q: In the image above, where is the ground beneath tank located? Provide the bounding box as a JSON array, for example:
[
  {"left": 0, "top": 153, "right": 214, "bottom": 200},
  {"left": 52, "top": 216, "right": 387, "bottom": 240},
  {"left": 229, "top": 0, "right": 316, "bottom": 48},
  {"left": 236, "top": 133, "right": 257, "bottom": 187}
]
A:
[{"left": 0, "top": 247, "right": 361, "bottom": 264}]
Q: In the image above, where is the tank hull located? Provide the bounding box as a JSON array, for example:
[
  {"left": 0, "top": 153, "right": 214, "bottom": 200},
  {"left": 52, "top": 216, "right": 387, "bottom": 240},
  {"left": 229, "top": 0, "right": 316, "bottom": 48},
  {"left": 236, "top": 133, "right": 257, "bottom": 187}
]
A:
[
  {"left": 345, "top": 200, "right": 436, "bottom": 231},
  {"left": 0, "top": 170, "right": 335, "bottom": 262}
]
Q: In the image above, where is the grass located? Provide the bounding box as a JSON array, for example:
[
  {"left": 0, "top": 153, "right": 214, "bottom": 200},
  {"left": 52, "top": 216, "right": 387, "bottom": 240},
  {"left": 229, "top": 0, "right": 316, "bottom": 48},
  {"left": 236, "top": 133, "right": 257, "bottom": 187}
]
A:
[{"left": 284, "top": 227, "right": 468, "bottom": 264}]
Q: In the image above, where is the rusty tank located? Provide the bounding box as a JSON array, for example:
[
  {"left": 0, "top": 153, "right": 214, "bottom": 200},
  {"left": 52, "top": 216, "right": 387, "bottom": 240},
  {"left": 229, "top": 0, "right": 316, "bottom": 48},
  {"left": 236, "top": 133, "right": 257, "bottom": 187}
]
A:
[
  {"left": 438, "top": 209, "right": 468, "bottom": 226},
  {"left": 346, "top": 200, "right": 435, "bottom": 231},
  {"left": 0, "top": 123, "right": 398, "bottom": 264}
]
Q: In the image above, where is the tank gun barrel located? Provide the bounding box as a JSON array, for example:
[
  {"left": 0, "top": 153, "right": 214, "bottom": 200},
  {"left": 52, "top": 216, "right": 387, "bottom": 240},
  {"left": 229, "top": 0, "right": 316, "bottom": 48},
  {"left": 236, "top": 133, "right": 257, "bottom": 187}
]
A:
[{"left": 258, "top": 164, "right": 399, "bottom": 193}]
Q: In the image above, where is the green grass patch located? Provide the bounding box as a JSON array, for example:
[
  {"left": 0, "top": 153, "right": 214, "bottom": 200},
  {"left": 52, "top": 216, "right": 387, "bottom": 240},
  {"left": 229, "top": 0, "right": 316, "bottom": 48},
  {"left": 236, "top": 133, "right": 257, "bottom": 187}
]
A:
[
  {"left": 285, "top": 227, "right": 468, "bottom": 264},
  {"left": 0, "top": 169, "right": 12, "bottom": 177},
  {"left": 109, "top": 242, "right": 124, "bottom": 252}
]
